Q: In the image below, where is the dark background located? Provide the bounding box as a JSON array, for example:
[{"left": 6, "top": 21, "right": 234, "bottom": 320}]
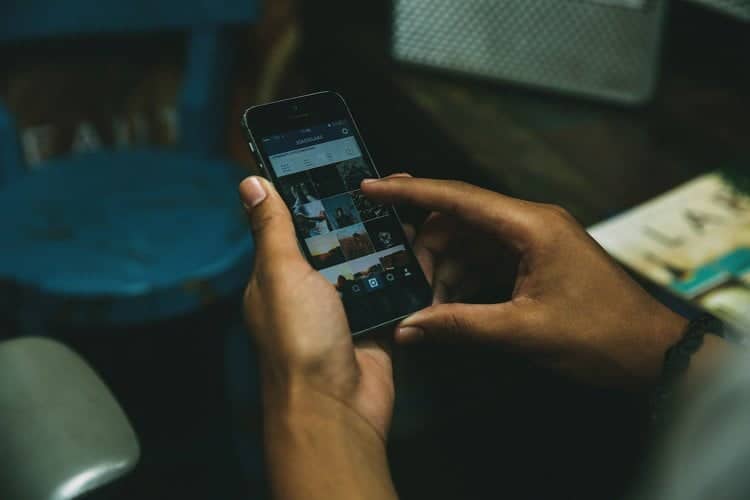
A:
[{"left": 3, "top": 1, "right": 749, "bottom": 499}]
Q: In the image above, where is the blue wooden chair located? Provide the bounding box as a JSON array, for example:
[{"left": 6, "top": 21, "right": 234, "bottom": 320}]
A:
[{"left": 0, "top": 1, "right": 258, "bottom": 331}]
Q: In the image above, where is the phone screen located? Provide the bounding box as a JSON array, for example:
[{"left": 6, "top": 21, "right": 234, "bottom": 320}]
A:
[{"left": 249, "top": 102, "right": 432, "bottom": 335}]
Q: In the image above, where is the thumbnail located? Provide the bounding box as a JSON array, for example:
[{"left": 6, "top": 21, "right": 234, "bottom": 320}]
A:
[
  {"left": 293, "top": 200, "right": 332, "bottom": 238},
  {"left": 349, "top": 253, "right": 385, "bottom": 280},
  {"left": 336, "top": 157, "right": 373, "bottom": 191},
  {"left": 336, "top": 223, "right": 375, "bottom": 260},
  {"left": 310, "top": 164, "right": 347, "bottom": 198},
  {"left": 365, "top": 217, "right": 404, "bottom": 251},
  {"left": 351, "top": 190, "right": 389, "bottom": 221},
  {"left": 322, "top": 193, "right": 362, "bottom": 229},
  {"left": 378, "top": 245, "right": 409, "bottom": 270},
  {"left": 319, "top": 262, "right": 355, "bottom": 287},
  {"left": 279, "top": 171, "right": 319, "bottom": 210},
  {"left": 306, "top": 232, "right": 345, "bottom": 270}
]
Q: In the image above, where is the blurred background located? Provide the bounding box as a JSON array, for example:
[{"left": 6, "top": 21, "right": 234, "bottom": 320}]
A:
[{"left": 0, "top": 0, "right": 748, "bottom": 499}]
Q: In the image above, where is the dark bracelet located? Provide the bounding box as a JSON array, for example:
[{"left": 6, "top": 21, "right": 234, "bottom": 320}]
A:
[{"left": 651, "top": 314, "right": 724, "bottom": 425}]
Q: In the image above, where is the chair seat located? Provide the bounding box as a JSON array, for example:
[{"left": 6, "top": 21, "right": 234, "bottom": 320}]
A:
[{"left": 0, "top": 149, "right": 254, "bottom": 326}]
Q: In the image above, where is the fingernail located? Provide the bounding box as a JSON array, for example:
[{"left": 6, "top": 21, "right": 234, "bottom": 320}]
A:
[
  {"left": 239, "top": 177, "right": 267, "bottom": 208},
  {"left": 361, "top": 178, "right": 378, "bottom": 185},
  {"left": 397, "top": 326, "right": 424, "bottom": 344}
]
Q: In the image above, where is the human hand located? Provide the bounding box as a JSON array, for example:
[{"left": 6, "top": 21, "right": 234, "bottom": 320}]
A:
[
  {"left": 239, "top": 176, "right": 397, "bottom": 499},
  {"left": 362, "top": 176, "right": 688, "bottom": 388}
]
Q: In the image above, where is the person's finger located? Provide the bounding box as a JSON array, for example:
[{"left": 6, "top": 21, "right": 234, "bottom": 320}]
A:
[
  {"left": 411, "top": 243, "right": 434, "bottom": 287},
  {"left": 381, "top": 172, "right": 413, "bottom": 180},
  {"left": 411, "top": 212, "right": 459, "bottom": 255},
  {"left": 402, "top": 223, "right": 416, "bottom": 245},
  {"left": 356, "top": 335, "right": 393, "bottom": 360},
  {"left": 412, "top": 212, "right": 473, "bottom": 291},
  {"left": 395, "top": 302, "right": 536, "bottom": 348},
  {"left": 358, "top": 171, "right": 412, "bottom": 195},
  {"left": 361, "top": 177, "right": 538, "bottom": 250},
  {"left": 431, "top": 258, "right": 473, "bottom": 304},
  {"left": 239, "top": 176, "right": 304, "bottom": 267},
  {"left": 355, "top": 335, "right": 394, "bottom": 397}
]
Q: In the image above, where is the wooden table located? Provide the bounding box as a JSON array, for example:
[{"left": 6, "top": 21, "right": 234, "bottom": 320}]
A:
[{"left": 391, "top": 68, "right": 749, "bottom": 226}]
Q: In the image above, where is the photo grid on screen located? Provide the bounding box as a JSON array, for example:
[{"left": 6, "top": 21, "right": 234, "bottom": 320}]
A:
[{"left": 281, "top": 156, "right": 406, "bottom": 292}]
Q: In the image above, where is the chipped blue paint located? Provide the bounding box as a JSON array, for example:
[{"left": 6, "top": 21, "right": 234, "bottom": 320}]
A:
[
  {"left": 0, "top": 2, "right": 257, "bottom": 328},
  {"left": 0, "top": 151, "right": 254, "bottom": 327}
]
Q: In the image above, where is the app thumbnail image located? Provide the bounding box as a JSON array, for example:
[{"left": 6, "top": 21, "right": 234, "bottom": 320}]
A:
[
  {"left": 336, "top": 157, "right": 373, "bottom": 191},
  {"left": 378, "top": 246, "right": 409, "bottom": 270},
  {"left": 293, "top": 200, "right": 332, "bottom": 239},
  {"left": 349, "top": 253, "right": 385, "bottom": 280},
  {"left": 336, "top": 224, "right": 375, "bottom": 260},
  {"left": 365, "top": 217, "right": 404, "bottom": 251},
  {"left": 319, "top": 262, "right": 355, "bottom": 288},
  {"left": 322, "top": 193, "right": 361, "bottom": 229},
  {"left": 351, "top": 190, "right": 389, "bottom": 222},
  {"left": 306, "top": 233, "right": 345, "bottom": 270},
  {"left": 279, "top": 172, "right": 319, "bottom": 210},
  {"left": 310, "top": 164, "right": 347, "bottom": 198}
]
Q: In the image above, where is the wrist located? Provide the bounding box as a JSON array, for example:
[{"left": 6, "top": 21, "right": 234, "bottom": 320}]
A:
[
  {"left": 265, "top": 395, "right": 387, "bottom": 453},
  {"left": 643, "top": 305, "right": 690, "bottom": 382},
  {"left": 262, "top": 384, "right": 396, "bottom": 500},
  {"left": 651, "top": 314, "right": 727, "bottom": 426},
  {"left": 260, "top": 363, "right": 371, "bottom": 434},
  {"left": 655, "top": 307, "right": 690, "bottom": 348},
  {"left": 263, "top": 380, "right": 373, "bottom": 433},
  {"left": 261, "top": 368, "right": 390, "bottom": 458}
]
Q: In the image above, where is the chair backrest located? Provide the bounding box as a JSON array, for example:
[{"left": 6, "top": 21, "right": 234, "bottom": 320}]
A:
[
  {"left": 0, "top": 0, "right": 258, "bottom": 186},
  {"left": 0, "top": 0, "right": 254, "bottom": 41},
  {"left": 0, "top": 337, "right": 140, "bottom": 500}
]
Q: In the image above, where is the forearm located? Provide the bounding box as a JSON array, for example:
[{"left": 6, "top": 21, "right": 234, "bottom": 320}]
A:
[{"left": 263, "top": 387, "right": 398, "bottom": 500}]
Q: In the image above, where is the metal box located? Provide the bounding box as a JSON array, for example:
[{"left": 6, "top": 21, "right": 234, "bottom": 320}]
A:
[{"left": 393, "top": 0, "right": 668, "bottom": 104}]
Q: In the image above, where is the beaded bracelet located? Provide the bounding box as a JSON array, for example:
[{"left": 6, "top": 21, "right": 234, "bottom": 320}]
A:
[{"left": 651, "top": 314, "right": 724, "bottom": 425}]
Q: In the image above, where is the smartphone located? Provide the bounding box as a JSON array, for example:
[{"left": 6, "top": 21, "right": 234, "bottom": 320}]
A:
[{"left": 242, "top": 91, "right": 432, "bottom": 336}]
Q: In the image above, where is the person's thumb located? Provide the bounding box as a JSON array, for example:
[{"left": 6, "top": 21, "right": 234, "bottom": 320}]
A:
[
  {"left": 395, "top": 302, "right": 532, "bottom": 346},
  {"left": 239, "top": 176, "right": 302, "bottom": 267}
]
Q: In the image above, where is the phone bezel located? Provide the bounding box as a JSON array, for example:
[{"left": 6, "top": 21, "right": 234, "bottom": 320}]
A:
[{"left": 241, "top": 91, "right": 432, "bottom": 337}]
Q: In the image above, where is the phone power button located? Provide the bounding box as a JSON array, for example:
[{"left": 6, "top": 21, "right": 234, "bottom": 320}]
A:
[{"left": 248, "top": 142, "right": 256, "bottom": 153}]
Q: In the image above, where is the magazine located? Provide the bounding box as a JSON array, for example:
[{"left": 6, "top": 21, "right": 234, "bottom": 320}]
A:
[{"left": 588, "top": 173, "right": 750, "bottom": 336}]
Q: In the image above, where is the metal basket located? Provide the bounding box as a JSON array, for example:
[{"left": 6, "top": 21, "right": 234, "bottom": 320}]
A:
[{"left": 393, "top": 0, "right": 668, "bottom": 104}]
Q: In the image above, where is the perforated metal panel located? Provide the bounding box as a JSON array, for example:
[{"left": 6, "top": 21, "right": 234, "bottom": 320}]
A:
[
  {"left": 393, "top": 0, "right": 668, "bottom": 104},
  {"left": 688, "top": 0, "right": 750, "bottom": 20}
]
